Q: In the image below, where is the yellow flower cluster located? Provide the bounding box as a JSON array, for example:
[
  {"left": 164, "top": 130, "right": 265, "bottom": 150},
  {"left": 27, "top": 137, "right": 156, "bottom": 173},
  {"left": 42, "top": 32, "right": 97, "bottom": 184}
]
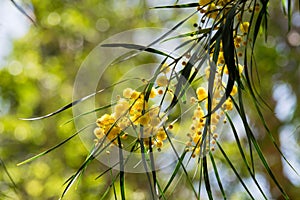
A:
[
  {"left": 156, "top": 75, "right": 169, "bottom": 87},
  {"left": 196, "top": 87, "right": 207, "bottom": 101},
  {"left": 199, "top": 0, "right": 232, "bottom": 8},
  {"left": 94, "top": 86, "right": 169, "bottom": 150},
  {"left": 187, "top": 1, "right": 261, "bottom": 157},
  {"left": 198, "top": 0, "right": 233, "bottom": 19},
  {"left": 198, "top": 0, "right": 259, "bottom": 19},
  {"left": 186, "top": 51, "right": 242, "bottom": 157},
  {"left": 94, "top": 114, "right": 122, "bottom": 145},
  {"left": 240, "top": 22, "right": 250, "bottom": 33},
  {"left": 189, "top": 0, "right": 259, "bottom": 158}
]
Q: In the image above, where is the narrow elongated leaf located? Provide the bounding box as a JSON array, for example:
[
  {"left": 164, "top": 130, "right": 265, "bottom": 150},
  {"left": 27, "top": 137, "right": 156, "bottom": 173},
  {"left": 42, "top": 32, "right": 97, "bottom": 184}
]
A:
[
  {"left": 216, "top": 141, "right": 255, "bottom": 199},
  {"left": 147, "top": 136, "right": 159, "bottom": 197},
  {"left": 221, "top": 6, "right": 236, "bottom": 99},
  {"left": 117, "top": 136, "right": 125, "bottom": 200},
  {"left": 138, "top": 129, "right": 156, "bottom": 199},
  {"left": 151, "top": 3, "right": 199, "bottom": 9},
  {"left": 102, "top": 11, "right": 198, "bottom": 64},
  {"left": 287, "top": 0, "right": 292, "bottom": 30},
  {"left": 162, "top": 150, "right": 186, "bottom": 195},
  {"left": 242, "top": 81, "right": 300, "bottom": 176},
  {"left": 253, "top": 1, "right": 268, "bottom": 47},
  {"left": 10, "top": 0, "right": 36, "bottom": 25},
  {"left": 0, "top": 159, "right": 19, "bottom": 196},
  {"left": 206, "top": 4, "right": 238, "bottom": 116},
  {"left": 235, "top": 87, "right": 289, "bottom": 199},
  {"left": 225, "top": 110, "right": 267, "bottom": 199},
  {"left": 162, "top": 28, "right": 212, "bottom": 43},
  {"left": 156, "top": 181, "right": 167, "bottom": 200},
  {"left": 61, "top": 103, "right": 116, "bottom": 126},
  {"left": 281, "top": 0, "right": 287, "bottom": 15},
  {"left": 250, "top": 134, "right": 289, "bottom": 199},
  {"left": 169, "top": 43, "right": 207, "bottom": 112},
  {"left": 60, "top": 147, "right": 97, "bottom": 199},
  {"left": 209, "top": 152, "right": 226, "bottom": 199},
  {"left": 17, "top": 124, "right": 93, "bottom": 166},
  {"left": 99, "top": 168, "right": 121, "bottom": 200},
  {"left": 101, "top": 43, "right": 176, "bottom": 60},
  {"left": 164, "top": 125, "right": 198, "bottom": 198},
  {"left": 20, "top": 79, "right": 135, "bottom": 120},
  {"left": 203, "top": 157, "right": 213, "bottom": 200}
]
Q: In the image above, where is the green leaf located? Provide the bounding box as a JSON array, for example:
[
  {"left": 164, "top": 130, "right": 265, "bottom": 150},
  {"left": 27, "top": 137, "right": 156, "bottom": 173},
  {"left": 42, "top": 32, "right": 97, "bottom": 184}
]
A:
[
  {"left": 234, "top": 87, "right": 290, "bottom": 199},
  {"left": 216, "top": 141, "right": 256, "bottom": 199},
  {"left": 203, "top": 156, "right": 213, "bottom": 200},
  {"left": 0, "top": 159, "right": 19, "bottom": 197},
  {"left": 164, "top": 124, "right": 198, "bottom": 198},
  {"left": 101, "top": 43, "right": 176, "bottom": 60},
  {"left": 117, "top": 136, "right": 125, "bottom": 200},
  {"left": 288, "top": 0, "right": 292, "bottom": 30},
  {"left": 20, "top": 79, "right": 134, "bottom": 120},
  {"left": 10, "top": 0, "right": 36, "bottom": 25},
  {"left": 162, "top": 150, "right": 186, "bottom": 195},
  {"left": 225, "top": 110, "right": 267, "bottom": 199},
  {"left": 61, "top": 103, "right": 116, "bottom": 126},
  {"left": 162, "top": 28, "right": 212, "bottom": 43},
  {"left": 209, "top": 152, "right": 226, "bottom": 199},
  {"left": 17, "top": 124, "right": 93, "bottom": 166},
  {"left": 151, "top": 3, "right": 199, "bottom": 9}
]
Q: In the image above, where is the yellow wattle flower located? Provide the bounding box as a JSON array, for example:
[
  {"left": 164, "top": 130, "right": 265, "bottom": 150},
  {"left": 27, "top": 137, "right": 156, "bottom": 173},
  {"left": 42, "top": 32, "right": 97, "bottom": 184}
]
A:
[
  {"left": 123, "top": 88, "right": 133, "bottom": 98},
  {"left": 207, "top": 3, "right": 218, "bottom": 19},
  {"left": 156, "top": 75, "right": 169, "bottom": 87},
  {"left": 199, "top": 0, "right": 211, "bottom": 6},
  {"left": 230, "top": 85, "right": 238, "bottom": 96},
  {"left": 196, "top": 87, "right": 208, "bottom": 101},
  {"left": 240, "top": 22, "right": 250, "bottom": 33}
]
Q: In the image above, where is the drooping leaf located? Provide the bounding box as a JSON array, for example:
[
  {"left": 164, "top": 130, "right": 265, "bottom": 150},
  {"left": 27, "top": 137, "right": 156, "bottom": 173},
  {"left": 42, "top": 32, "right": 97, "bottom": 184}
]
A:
[
  {"left": 101, "top": 43, "right": 176, "bottom": 60},
  {"left": 151, "top": 3, "right": 199, "bottom": 9},
  {"left": 10, "top": 0, "right": 36, "bottom": 25},
  {"left": 216, "top": 141, "right": 255, "bottom": 199},
  {"left": 17, "top": 124, "right": 93, "bottom": 166}
]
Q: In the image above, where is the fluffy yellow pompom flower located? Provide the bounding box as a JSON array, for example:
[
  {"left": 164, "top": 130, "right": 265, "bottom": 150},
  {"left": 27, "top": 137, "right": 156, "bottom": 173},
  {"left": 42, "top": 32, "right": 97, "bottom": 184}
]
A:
[
  {"left": 114, "top": 99, "right": 129, "bottom": 119},
  {"left": 207, "top": 3, "right": 218, "bottom": 19},
  {"left": 96, "top": 114, "right": 115, "bottom": 126},
  {"left": 123, "top": 88, "right": 133, "bottom": 98},
  {"left": 222, "top": 64, "right": 243, "bottom": 75},
  {"left": 234, "top": 35, "right": 242, "bottom": 44},
  {"left": 223, "top": 65, "right": 229, "bottom": 74},
  {"left": 217, "top": 51, "right": 225, "bottom": 64},
  {"left": 162, "top": 63, "right": 171, "bottom": 74},
  {"left": 194, "top": 147, "right": 201, "bottom": 156},
  {"left": 230, "top": 85, "right": 238, "bottom": 96},
  {"left": 205, "top": 67, "right": 210, "bottom": 79},
  {"left": 156, "top": 140, "right": 163, "bottom": 148},
  {"left": 156, "top": 75, "right": 169, "bottom": 87},
  {"left": 138, "top": 114, "right": 150, "bottom": 126},
  {"left": 94, "top": 127, "right": 105, "bottom": 139},
  {"left": 199, "top": 0, "right": 211, "bottom": 6},
  {"left": 156, "top": 128, "right": 167, "bottom": 141},
  {"left": 130, "top": 90, "right": 141, "bottom": 100},
  {"left": 149, "top": 88, "right": 157, "bottom": 98},
  {"left": 193, "top": 106, "right": 204, "bottom": 118},
  {"left": 196, "top": 87, "right": 208, "bottom": 101},
  {"left": 240, "top": 22, "right": 250, "bottom": 33},
  {"left": 223, "top": 99, "right": 233, "bottom": 110},
  {"left": 238, "top": 64, "right": 244, "bottom": 75},
  {"left": 193, "top": 134, "right": 202, "bottom": 144}
]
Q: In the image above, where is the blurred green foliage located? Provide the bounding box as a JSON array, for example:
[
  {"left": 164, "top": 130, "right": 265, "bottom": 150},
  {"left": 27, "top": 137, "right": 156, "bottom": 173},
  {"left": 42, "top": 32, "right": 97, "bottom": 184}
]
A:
[
  {"left": 0, "top": 1, "right": 300, "bottom": 200},
  {"left": 0, "top": 1, "right": 189, "bottom": 199}
]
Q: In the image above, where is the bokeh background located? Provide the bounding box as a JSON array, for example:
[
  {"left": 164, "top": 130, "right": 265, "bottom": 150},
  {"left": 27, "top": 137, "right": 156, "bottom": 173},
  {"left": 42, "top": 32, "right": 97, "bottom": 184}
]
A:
[{"left": 0, "top": 1, "right": 299, "bottom": 199}]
